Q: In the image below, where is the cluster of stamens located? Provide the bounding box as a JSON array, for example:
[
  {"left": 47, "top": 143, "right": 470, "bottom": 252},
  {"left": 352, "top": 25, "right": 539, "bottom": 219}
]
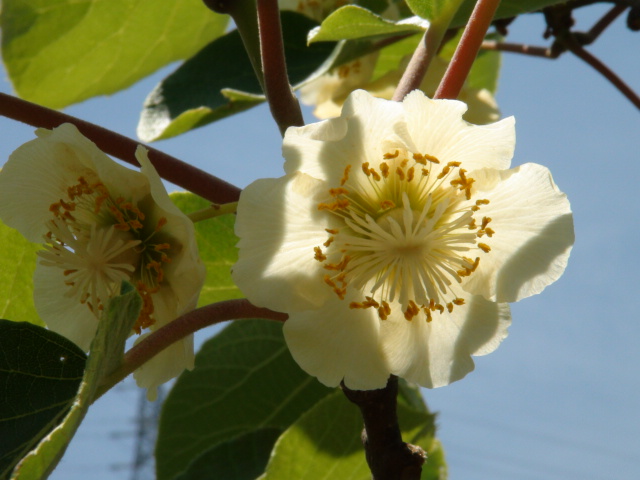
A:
[
  {"left": 43, "top": 176, "right": 173, "bottom": 333},
  {"left": 314, "top": 149, "right": 495, "bottom": 323}
]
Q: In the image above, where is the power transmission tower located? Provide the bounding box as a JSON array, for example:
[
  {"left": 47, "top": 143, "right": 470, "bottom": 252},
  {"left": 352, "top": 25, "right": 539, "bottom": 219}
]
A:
[{"left": 129, "top": 387, "right": 165, "bottom": 480}]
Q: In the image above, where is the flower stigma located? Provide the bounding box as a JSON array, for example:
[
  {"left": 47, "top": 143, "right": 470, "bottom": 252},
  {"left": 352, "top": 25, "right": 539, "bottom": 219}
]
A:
[
  {"left": 38, "top": 176, "right": 175, "bottom": 334},
  {"left": 315, "top": 149, "right": 494, "bottom": 322}
]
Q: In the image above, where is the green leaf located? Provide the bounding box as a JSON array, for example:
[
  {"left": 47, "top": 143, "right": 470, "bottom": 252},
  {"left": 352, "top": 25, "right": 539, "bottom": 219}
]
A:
[
  {"left": 174, "top": 428, "right": 283, "bottom": 480},
  {"left": 451, "top": 0, "right": 566, "bottom": 27},
  {"left": 0, "top": 220, "right": 41, "bottom": 327},
  {"left": 169, "top": 192, "right": 242, "bottom": 306},
  {"left": 259, "top": 390, "right": 446, "bottom": 480},
  {"left": 1, "top": 0, "right": 228, "bottom": 109},
  {"left": 0, "top": 321, "right": 86, "bottom": 479},
  {"left": 155, "top": 319, "right": 332, "bottom": 480},
  {"left": 137, "top": 11, "right": 336, "bottom": 142},
  {"left": 308, "top": 6, "right": 427, "bottom": 43},
  {"left": 11, "top": 283, "right": 141, "bottom": 479},
  {"left": 404, "top": 0, "right": 461, "bottom": 21}
]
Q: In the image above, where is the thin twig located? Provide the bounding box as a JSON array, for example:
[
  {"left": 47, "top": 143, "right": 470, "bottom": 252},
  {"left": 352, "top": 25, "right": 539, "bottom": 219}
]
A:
[
  {"left": 481, "top": 40, "right": 555, "bottom": 58},
  {"left": 587, "top": 4, "right": 627, "bottom": 42},
  {"left": 0, "top": 93, "right": 242, "bottom": 203},
  {"left": 566, "top": 41, "right": 640, "bottom": 109},
  {"left": 95, "top": 299, "right": 287, "bottom": 400},
  {"left": 256, "top": 0, "right": 304, "bottom": 135}
]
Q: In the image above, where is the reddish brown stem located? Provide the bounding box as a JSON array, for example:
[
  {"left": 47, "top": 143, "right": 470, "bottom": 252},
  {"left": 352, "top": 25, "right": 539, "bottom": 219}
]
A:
[
  {"left": 95, "top": 299, "right": 287, "bottom": 399},
  {"left": 566, "top": 41, "right": 640, "bottom": 109},
  {"left": 257, "top": 0, "right": 304, "bottom": 135},
  {"left": 435, "top": 0, "right": 501, "bottom": 100},
  {"left": 0, "top": 93, "right": 241, "bottom": 203}
]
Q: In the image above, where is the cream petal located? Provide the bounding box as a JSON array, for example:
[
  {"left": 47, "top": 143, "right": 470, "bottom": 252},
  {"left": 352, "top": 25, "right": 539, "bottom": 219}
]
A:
[
  {"left": 380, "top": 292, "right": 511, "bottom": 388},
  {"left": 283, "top": 293, "right": 390, "bottom": 390},
  {"left": 401, "top": 90, "right": 515, "bottom": 172},
  {"left": 134, "top": 290, "right": 195, "bottom": 400},
  {"left": 0, "top": 125, "right": 97, "bottom": 241},
  {"left": 33, "top": 261, "right": 98, "bottom": 351},
  {"left": 462, "top": 163, "right": 574, "bottom": 303},
  {"left": 137, "top": 147, "right": 206, "bottom": 312},
  {"left": 283, "top": 90, "right": 406, "bottom": 185},
  {"left": 133, "top": 333, "right": 195, "bottom": 401},
  {"left": 232, "top": 172, "right": 336, "bottom": 313}
]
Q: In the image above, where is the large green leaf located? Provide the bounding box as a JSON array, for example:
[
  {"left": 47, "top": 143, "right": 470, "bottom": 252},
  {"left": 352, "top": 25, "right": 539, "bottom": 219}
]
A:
[
  {"left": 137, "top": 11, "right": 336, "bottom": 142},
  {"left": 308, "top": 6, "right": 427, "bottom": 43},
  {"left": 1, "top": 0, "right": 228, "bottom": 109},
  {"left": 155, "top": 319, "right": 333, "bottom": 480},
  {"left": 169, "top": 192, "right": 241, "bottom": 306},
  {"left": 0, "top": 321, "right": 86, "bottom": 479},
  {"left": 174, "top": 428, "right": 283, "bottom": 480},
  {"left": 259, "top": 390, "right": 446, "bottom": 480},
  {"left": 0, "top": 220, "right": 41, "bottom": 327},
  {"left": 11, "top": 283, "right": 141, "bottom": 479}
]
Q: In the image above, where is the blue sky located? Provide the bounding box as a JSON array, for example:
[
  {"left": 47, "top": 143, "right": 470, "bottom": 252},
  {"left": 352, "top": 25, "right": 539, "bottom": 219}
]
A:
[{"left": 2, "top": 5, "right": 639, "bottom": 480}]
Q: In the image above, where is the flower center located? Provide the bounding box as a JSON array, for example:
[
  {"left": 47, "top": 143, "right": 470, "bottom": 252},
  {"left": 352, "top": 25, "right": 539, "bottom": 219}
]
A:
[
  {"left": 314, "top": 149, "right": 494, "bottom": 322},
  {"left": 39, "top": 176, "right": 174, "bottom": 333}
]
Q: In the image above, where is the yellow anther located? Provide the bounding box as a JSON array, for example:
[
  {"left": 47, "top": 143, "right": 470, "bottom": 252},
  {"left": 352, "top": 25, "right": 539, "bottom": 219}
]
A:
[
  {"left": 478, "top": 243, "right": 491, "bottom": 253},
  {"left": 447, "top": 161, "right": 461, "bottom": 167},
  {"left": 406, "top": 167, "right": 415, "bottom": 182},
  {"left": 396, "top": 167, "right": 405, "bottom": 180},
  {"left": 413, "top": 153, "right": 426, "bottom": 164},
  {"left": 404, "top": 300, "right": 420, "bottom": 320},
  {"left": 325, "top": 228, "right": 339, "bottom": 235},
  {"left": 323, "top": 274, "right": 336, "bottom": 289},
  {"left": 380, "top": 162, "right": 390, "bottom": 178},
  {"left": 329, "top": 187, "right": 349, "bottom": 197},
  {"left": 447, "top": 303, "right": 454, "bottom": 313},
  {"left": 155, "top": 217, "right": 168, "bottom": 232},
  {"left": 476, "top": 199, "right": 490, "bottom": 206},
  {"left": 383, "top": 150, "right": 399, "bottom": 159},
  {"left": 424, "top": 154, "right": 441, "bottom": 164},
  {"left": 370, "top": 169, "right": 381, "bottom": 181},
  {"left": 435, "top": 303, "right": 444, "bottom": 314},
  {"left": 314, "top": 247, "right": 327, "bottom": 261},
  {"left": 481, "top": 217, "right": 492, "bottom": 229},
  {"left": 422, "top": 168, "right": 429, "bottom": 176},
  {"left": 363, "top": 296, "right": 380, "bottom": 308},
  {"left": 59, "top": 199, "right": 75, "bottom": 211},
  {"left": 340, "top": 165, "right": 351, "bottom": 186},
  {"left": 378, "top": 301, "right": 391, "bottom": 320},
  {"left": 485, "top": 228, "right": 495, "bottom": 237},
  {"left": 362, "top": 162, "right": 371, "bottom": 176},
  {"left": 453, "top": 298, "right": 465, "bottom": 306},
  {"left": 437, "top": 166, "right": 451, "bottom": 179},
  {"left": 468, "top": 219, "right": 477, "bottom": 229},
  {"left": 323, "top": 236, "right": 334, "bottom": 247},
  {"left": 380, "top": 200, "right": 395, "bottom": 210}
]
